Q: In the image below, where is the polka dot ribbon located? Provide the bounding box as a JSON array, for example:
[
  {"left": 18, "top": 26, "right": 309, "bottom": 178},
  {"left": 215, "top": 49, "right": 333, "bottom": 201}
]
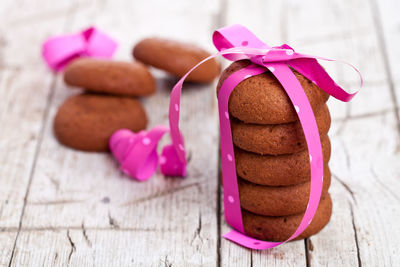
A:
[
  {"left": 110, "top": 24, "right": 362, "bottom": 250},
  {"left": 109, "top": 126, "right": 186, "bottom": 180},
  {"left": 42, "top": 26, "right": 118, "bottom": 71}
]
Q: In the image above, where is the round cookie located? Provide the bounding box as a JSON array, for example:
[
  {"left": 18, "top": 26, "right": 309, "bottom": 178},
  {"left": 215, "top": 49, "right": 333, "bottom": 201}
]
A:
[
  {"left": 238, "top": 166, "right": 331, "bottom": 216},
  {"left": 232, "top": 104, "right": 331, "bottom": 155},
  {"left": 133, "top": 37, "right": 220, "bottom": 83},
  {"left": 216, "top": 60, "right": 329, "bottom": 124},
  {"left": 64, "top": 58, "right": 156, "bottom": 96},
  {"left": 243, "top": 194, "right": 332, "bottom": 242},
  {"left": 235, "top": 135, "right": 331, "bottom": 186},
  {"left": 54, "top": 94, "right": 147, "bottom": 151}
]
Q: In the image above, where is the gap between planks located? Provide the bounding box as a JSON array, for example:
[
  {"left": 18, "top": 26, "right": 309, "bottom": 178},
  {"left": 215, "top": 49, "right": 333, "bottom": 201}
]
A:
[
  {"left": 7, "top": 75, "right": 59, "bottom": 267},
  {"left": 214, "top": 0, "right": 227, "bottom": 266}
]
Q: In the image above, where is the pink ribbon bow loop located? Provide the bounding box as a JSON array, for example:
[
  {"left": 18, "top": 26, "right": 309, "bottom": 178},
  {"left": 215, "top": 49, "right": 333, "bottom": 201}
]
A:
[{"left": 42, "top": 26, "right": 118, "bottom": 71}]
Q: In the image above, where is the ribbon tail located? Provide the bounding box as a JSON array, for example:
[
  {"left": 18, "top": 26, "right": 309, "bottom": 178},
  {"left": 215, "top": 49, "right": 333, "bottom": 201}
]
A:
[
  {"left": 288, "top": 57, "right": 361, "bottom": 102},
  {"left": 223, "top": 230, "right": 283, "bottom": 250},
  {"left": 167, "top": 48, "right": 259, "bottom": 165}
]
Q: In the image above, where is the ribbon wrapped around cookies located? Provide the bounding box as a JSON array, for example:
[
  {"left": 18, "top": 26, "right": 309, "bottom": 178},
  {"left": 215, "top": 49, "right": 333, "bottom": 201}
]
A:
[{"left": 110, "top": 24, "right": 362, "bottom": 249}]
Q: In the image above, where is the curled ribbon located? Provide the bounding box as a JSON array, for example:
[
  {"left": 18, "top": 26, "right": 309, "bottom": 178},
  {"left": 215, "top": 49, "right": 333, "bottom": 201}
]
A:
[
  {"left": 42, "top": 26, "right": 118, "bottom": 71},
  {"left": 109, "top": 126, "right": 186, "bottom": 180},
  {"left": 110, "top": 24, "right": 362, "bottom": 250}
]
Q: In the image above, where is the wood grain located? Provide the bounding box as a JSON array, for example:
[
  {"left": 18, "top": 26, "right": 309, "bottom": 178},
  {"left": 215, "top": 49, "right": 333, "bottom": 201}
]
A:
[
  {"left": 6, "top": 0, "right": 221, "bottom": 266},
  {"left": 0, "top": 0, "right": 399, "bottom": 266},
  {"left": 0, "top": 0, "right": 72, "bottom": 230}
]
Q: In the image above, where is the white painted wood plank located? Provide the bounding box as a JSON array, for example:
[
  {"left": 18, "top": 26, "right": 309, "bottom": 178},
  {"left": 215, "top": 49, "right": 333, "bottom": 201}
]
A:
[
  {"left": 287, "top": 0, "right": 385, "bottom": 84},
  {"left": 0, "top": 1, "right": 76, "bottom": 69},
  {"left": 286, "top": 0, "right": 400, "bottom": 266},
  {"left": 286, "top": 0, "right": 390, "bottom": 122},
  {"left": 220, "top": 216, "right": 307, "bottom": 267},
  {"left": 374, "top": 0, "right": 400, "bottom": 79},
  {"left": 12, "top": 0, "right": 221, "bottom": 265},
  {"left": 374, "top": 0, "right": 400, "bottom": 131},
  {"left": 11, "top": 228, "right": 214, "bottom": 267},
  {"left": 0, "top": 4, "right": 69, "bottom": 229},
  {"left": 331, "top": 112, "right": 400, "bottom": 267},
  {"left": 0, "top": 2, "right": 74, "bottom": 265},
  {"left": 0, "top": 232, "right": 17, "bottom": 267},
  {"left": 303, "top": 180, "right": 360, "bottom": 266},
  {"left": 224, "top": 0, "right": 287, "bottom": 44}
]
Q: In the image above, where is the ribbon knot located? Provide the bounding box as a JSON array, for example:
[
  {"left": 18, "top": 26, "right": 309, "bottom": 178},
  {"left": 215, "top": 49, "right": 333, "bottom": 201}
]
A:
[{"left": 248, "top": 46, "right": 295, "bottom": 66}]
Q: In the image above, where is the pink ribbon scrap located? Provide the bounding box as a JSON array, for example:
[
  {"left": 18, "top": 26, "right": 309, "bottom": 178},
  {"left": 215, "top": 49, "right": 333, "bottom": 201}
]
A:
[
  {"left": 42, "top": 26, "right": 118, "bottom": 71},
  {"left": 110, "top": 24, "right": 362, "bottom": 250}
]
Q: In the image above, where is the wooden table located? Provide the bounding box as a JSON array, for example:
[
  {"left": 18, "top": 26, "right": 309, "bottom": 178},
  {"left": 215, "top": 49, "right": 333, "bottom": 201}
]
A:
[{"left": 0, "top": 0, "right": 399, "bottom": 266}]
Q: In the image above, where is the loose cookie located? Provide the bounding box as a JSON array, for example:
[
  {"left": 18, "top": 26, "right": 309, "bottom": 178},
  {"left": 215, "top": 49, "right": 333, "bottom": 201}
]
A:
[
  {"left": 239, "top": 167, "right": 331, "bottom": 216},
  {"left": 232, "top": 104, "right": 331, "bottom": 155},
  {"left": 243, "top": 194, "right": 332, "bottom": 242},
  {"left": 54, "top": 94, "right": 147, "bottom": 151},
  {"left": 217, "top": 60, "right": 329, "bottom": 124},
  {"left": 235, "top": 135, "right": 331, "bottom": 186},
  {"left": 64, "top": 58, "right": 156, "bottom": 96},
  {"left": 133, "top": 37, "right": 220, "bottom": 83}
]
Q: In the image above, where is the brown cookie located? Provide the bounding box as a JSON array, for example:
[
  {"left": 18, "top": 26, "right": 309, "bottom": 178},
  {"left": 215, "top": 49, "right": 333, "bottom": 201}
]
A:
[
  {"left": 232, "top": 104, "right": 331, "bottom": 155},
  {"left": 235, "top": 135, "right": 331, "bottom": 186},
  {"left": 54, "top": 94, "right": 147, "bottom": 151},
  {"left": 133, "top": 37, "right": 220, "bottom": 83},
  {"left": 243, "top": 193, "right": 332, "bottom": 241},
  {"left": 216, "top": 60, "right": 329, "bottom": 124},
  {"left": 64, "top": 58, "right": 156, "bottom": 96},
  {"left": 239, "top": 166, "right": 331, "bottom": 216}
]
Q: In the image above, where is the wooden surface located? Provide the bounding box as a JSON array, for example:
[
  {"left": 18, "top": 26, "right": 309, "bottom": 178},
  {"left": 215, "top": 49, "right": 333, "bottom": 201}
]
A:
[{"left": 0, "top": 0, "right": 399, "bottom": 266}]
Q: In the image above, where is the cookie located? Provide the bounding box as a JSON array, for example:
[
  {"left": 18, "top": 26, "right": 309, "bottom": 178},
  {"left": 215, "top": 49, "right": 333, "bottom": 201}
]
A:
[
  {"left": 133, "top": 37, "right": 220, "bottom": 83},
  {"left": 216, "top": 60, "right": 329, "bottom": 124},
  {"left": 235, "top": 135, "right": 331, "bottom": 186},
  {"left": 232, "top": 104, "right": 331, "bottom": 155},
  {"left": 64, "top": 58, "right": 156, "bottom": 96},
  {"left": 54, "top": 94, "right": 147, "bottom": 151},
  {"left": 243, "top": 193, "right": 332, "bottom": 241},
  {"left": 239, "top": 166, "right": 331, "bottom": 216}
]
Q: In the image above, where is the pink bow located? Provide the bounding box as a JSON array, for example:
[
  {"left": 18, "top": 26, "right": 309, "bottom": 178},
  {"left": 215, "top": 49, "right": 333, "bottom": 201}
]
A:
[
  {"left": 42, "top": 27, "right": 118, "bottom": 71},
  {"left": 110, "top": 24, "right": 361, "bottom": 250}
]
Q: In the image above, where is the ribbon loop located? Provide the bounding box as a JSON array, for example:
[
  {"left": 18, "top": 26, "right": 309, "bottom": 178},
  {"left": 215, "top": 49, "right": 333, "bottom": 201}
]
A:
[
  {"left": 42, "top": 26, "right": 118, "bottom": 71},
  {"left": 109, "top": 126, "right": 186, "bottom": 181}
]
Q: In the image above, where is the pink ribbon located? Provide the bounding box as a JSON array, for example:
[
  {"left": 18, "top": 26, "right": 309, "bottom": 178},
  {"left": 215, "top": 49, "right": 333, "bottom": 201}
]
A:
[
  {"left": 110, "top": 24, "right": 361, "bottom": 250},
  {"left": 42, "top": 27, "right": 118, "bottom": 71},
  {"left": 109, "top": 126, "right": 186, "bottom": 180}
]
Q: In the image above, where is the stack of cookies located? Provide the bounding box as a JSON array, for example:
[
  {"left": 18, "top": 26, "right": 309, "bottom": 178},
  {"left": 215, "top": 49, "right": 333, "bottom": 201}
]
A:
[
  {"left": 54, "top": 58, "right": 155, "bottom": 152},
  {"left": 217, "top": 60, "right": 333, "bottom": 241}
]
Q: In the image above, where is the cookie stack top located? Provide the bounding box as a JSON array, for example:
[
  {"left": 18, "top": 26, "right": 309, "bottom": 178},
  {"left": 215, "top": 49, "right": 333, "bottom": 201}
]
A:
[{"left": 217, "top": 60, "right": 329, "bottom": 124}]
